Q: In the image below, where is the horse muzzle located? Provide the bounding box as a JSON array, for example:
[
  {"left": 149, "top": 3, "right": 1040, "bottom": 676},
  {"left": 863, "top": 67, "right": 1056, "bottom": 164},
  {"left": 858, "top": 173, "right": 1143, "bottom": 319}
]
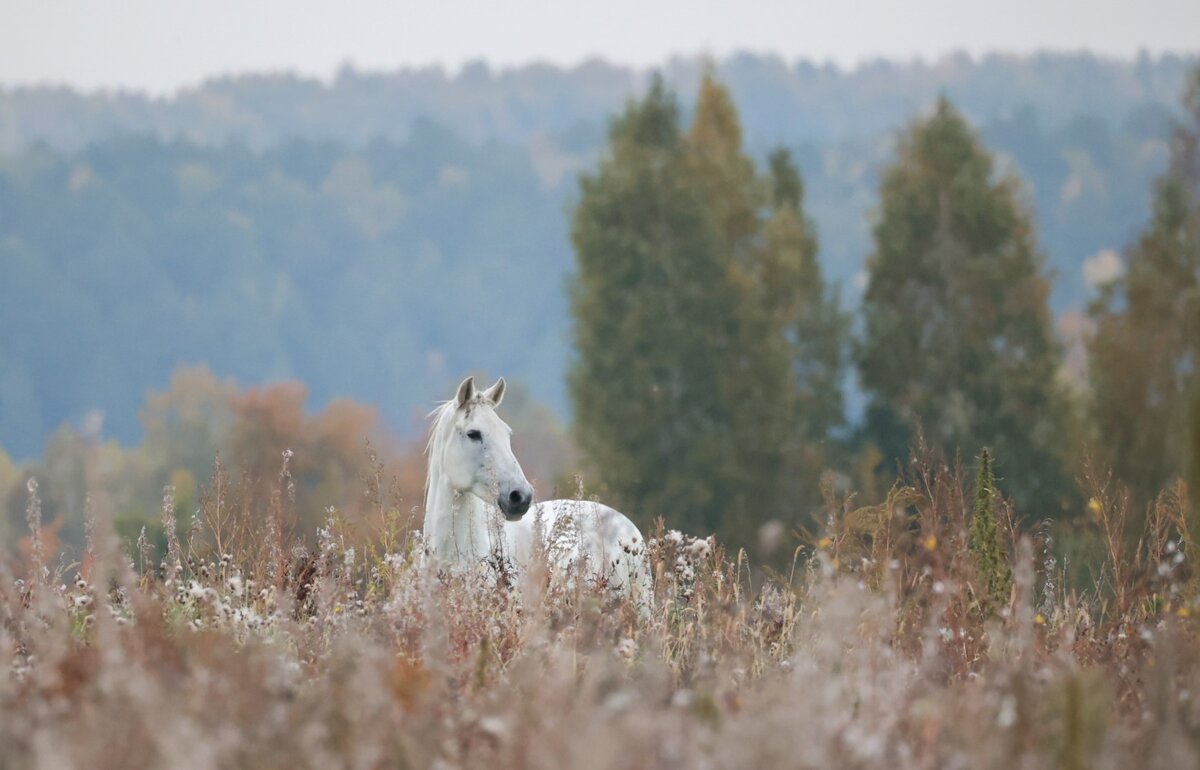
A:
[{"left": 498, "top": 488, "right": 532, "bottom": 520}]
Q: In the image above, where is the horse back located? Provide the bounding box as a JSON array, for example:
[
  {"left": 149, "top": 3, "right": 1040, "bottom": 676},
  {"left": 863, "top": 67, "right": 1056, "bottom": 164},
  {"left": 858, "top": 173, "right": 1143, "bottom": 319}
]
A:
[{"left": 522, "top": 499, "right": 651, "bottom": 608}]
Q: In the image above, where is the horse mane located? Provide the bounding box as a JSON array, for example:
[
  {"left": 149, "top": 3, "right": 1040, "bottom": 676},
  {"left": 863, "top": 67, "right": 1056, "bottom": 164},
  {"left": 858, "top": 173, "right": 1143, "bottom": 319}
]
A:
[
  {"left": 424, "top": 399, "right": 458, "bottom": 514},
  {"left": 424, "top": 395, "right": 489, "bottom": 512}
]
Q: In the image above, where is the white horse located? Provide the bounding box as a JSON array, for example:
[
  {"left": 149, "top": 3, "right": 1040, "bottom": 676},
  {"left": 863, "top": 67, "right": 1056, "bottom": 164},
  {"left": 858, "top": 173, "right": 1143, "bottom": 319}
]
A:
[{"left": 423, "top": 375, "right": 651, "bottom": 606}]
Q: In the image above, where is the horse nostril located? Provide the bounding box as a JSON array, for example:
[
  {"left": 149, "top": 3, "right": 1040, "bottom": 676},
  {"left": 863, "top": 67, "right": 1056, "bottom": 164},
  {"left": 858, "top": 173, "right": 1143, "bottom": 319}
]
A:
[{"left": 509, "top": 490, "right": 522, "bottom": 504}]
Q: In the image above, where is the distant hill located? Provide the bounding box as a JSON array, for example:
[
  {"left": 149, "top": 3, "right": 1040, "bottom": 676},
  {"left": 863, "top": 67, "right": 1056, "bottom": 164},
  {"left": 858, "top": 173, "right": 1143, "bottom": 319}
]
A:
[{"left": 0, "top": 52, "right": 1195, "bottom": 457}]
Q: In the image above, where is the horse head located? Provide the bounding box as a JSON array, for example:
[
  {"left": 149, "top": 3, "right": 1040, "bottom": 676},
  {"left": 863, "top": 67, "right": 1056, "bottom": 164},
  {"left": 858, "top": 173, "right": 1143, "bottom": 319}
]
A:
[{"left": 434, "top": 375, "right": 534, "bottom": 522}]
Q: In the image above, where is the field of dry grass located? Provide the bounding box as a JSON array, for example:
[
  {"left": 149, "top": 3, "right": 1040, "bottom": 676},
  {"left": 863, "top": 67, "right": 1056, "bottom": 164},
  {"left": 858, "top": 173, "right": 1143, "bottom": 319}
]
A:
[{"left": 2, "top": 448, "right": 1198, "bottom": 769}]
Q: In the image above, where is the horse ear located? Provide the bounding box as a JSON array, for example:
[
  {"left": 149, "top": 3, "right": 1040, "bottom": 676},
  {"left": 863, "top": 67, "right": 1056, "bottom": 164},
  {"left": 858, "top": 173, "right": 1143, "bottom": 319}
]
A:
[
  {"left": 483, "top": 377, "right": 506, "bottom": 406},
  {"left": 455, "top": 376, "right": 476, "bottom": 408}
]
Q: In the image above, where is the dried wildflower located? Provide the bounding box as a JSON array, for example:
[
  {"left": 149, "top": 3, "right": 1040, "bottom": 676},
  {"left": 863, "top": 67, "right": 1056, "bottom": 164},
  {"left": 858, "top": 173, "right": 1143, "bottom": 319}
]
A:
[
  {"left": 997, "top": 695, "right": 1018, "bottom": 728},
  {"left": 686, "top": 537, "right": 711, "bottom": 561},
  {"left": 477, "top": 715, "right": 508, "bottom": 742},
  {"left": 615, "top": 637, "right": 638, "bottom": 662},
  {"left": 25, "top": 477, "right": 44, "bottom": 582},
  {"left": 162, "top": 484, "right": 181, "bottom": 571}
]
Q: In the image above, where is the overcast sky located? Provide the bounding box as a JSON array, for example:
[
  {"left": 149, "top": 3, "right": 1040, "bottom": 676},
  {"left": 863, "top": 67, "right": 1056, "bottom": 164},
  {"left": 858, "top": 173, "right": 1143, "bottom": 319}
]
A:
[{"left": 2, "top": 0, "right": 1198, "bottom": 94}]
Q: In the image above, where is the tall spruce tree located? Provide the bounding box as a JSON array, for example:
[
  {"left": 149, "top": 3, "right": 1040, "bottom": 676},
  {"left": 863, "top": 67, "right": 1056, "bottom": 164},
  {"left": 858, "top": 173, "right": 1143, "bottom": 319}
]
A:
[
  {"left": 685, "top": 74, "right": 761, "bottom": 259},
  {"left": 1089, "top": 66, "right": 1200, "bottom": 508},
  {"left": 568, "top": 77, "right": 744, "bottom": 539},
  {"left": 683, "top": 75, "right": 795, "bottom": 542},
  {"left": 764, "top": 148, "right": 847, "bottom": 502},
  {"left": 570, "top": 75, "right": 845, "bottom": 550},
  {"left": 858, "top": 97, "right": 1072, "bottom": 515}
]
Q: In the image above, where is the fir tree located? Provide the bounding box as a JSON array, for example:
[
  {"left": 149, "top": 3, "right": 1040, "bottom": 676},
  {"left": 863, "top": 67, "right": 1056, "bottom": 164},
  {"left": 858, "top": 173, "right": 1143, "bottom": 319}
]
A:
[
  {"left": 1088, "top": 65, "right": 1200, "bottom": 508},
  {"left": 570, "top": 75, "right": 847, "bottom": 551},
  {"left": 857, "top": 97, "right": 1073, "bottom": 516},
  {"left": 763, "top": 149, "right": 847, "bottom": 506},
  {"left": 684, "top": 74, "right": 795, "bottom": 543},
  {"left": 568, "top": 76, "right": 743, "bottom": 538},
  {"left": 685, "top": 73, "right": 761, "bottom": 260}
]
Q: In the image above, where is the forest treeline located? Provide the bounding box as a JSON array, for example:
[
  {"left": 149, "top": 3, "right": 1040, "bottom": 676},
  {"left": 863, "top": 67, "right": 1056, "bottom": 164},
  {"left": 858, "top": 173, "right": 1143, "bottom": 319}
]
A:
[
  {"left": 0, "top": 53, "right": 1196, "bottom": 460},
  {"left": 0, "top": 123, "right": 572, "bottom": 459},
  {"left": 568, "top": 68, "right": 1198, "bottom": 553},
  {"left": 3, "top": 52, "right": 1192, "bottom": 153},
  {"left": 0, "top": 57, "right": 1197, "bottom": 560}
]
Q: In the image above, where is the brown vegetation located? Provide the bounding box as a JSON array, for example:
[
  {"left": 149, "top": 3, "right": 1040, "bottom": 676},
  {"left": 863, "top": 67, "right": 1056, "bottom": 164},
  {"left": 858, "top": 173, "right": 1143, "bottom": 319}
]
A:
[{"left": 1, "top": 444, "right": 1197, "bottom": 768}]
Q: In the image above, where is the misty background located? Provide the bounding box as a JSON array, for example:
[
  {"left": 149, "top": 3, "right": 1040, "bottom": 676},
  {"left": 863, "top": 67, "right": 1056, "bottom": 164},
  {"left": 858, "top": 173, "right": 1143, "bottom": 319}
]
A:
[{"left": 1, "top": 52, "right": 1196, "bottom": 458}]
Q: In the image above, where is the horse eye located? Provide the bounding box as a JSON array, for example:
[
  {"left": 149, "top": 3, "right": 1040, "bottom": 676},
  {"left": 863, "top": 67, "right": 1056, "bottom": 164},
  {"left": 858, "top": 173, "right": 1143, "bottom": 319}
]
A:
[{"left": 466, "top": 429, "right": 483, "bottom": 441}]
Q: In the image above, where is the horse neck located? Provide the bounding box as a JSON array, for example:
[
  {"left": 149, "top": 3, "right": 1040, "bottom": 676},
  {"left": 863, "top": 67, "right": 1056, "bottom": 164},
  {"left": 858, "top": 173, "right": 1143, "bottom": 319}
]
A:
[{"left": 424, "top": 452, "right": 495, "bottom": 564}]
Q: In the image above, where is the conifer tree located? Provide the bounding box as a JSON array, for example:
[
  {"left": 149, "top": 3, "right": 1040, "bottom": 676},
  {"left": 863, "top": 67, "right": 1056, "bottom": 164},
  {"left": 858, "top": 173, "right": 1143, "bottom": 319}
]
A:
[
  {"left": 568, "top": 77, "right": 743, "bottom": 538},
  {"left": 858, "top": 97, "right": 1072, "bottom": 515},
  {"left": 684, "top": 75, "right": 794, "bottom": 540},
  {"left": 1089, "top": 66, "right": 1200, "bottom": 508},
  {"left": 764, "top": 149, "right": 847, "bottom": 498},
  {"left": 685, "top": 74, "right": 761, "bottom": 260},
  {"left": 571, "top": 74, "right": 848, "bottom": 550}
]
